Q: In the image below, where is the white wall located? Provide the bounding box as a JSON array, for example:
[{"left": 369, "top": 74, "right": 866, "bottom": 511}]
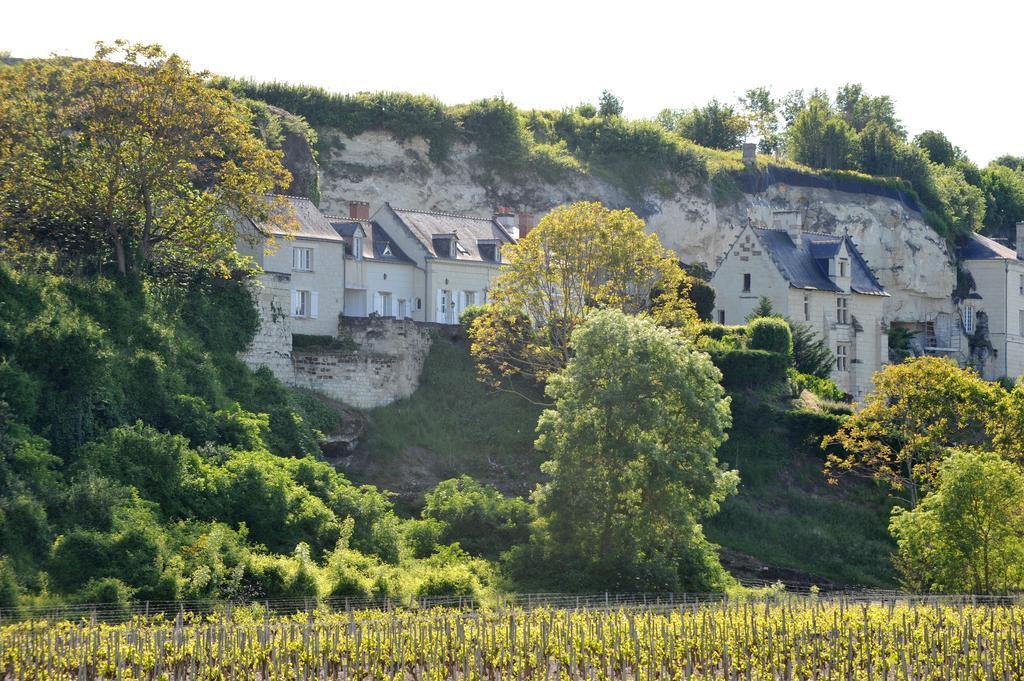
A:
[
  {"left": 965, "top": 258, "right": 1024, "bottom": 380},
  {"left": 710, "top": 227, "right": 792, "bottom": 323},
  {"left": 262, "top": 237, "right": 346, "bottom": 337}
]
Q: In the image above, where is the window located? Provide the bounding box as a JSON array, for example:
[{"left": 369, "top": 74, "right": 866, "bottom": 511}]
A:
[
  {"left": 717, "top": 310, "right": 726, "bottom": 324},
  {"left": 436, "top": 289, "right": 451, "bottom": 323},
  {"left": 963, "top": 304, "right": 975, "bottom": 334},
  {"left": 1020, "top": 309, "right": 1024, "bottom": 335},
  {"left": 803, "top": 295, "right": 810, "bottom": 321},
  {"left": 1019, "top": 273, "right": 1024, "bottom": 296},
  {"left": 838, "top": 258, "right": 849, "bottom": 278},
  {"left": 479, "top": 243, "right": 501, "bottom": 262},
  {"left": 742, "top": 273, "right": 751, "bottom": 292},
  {"left": 291, "top": 289, "right": 317, "bottom": 318},
  {"left": 378, "top": 292, "right": 393, "bottom": 317},
  {"left": 836, "top": 297, "right": 849, "bottom": 325},
  {"left": 416, "top": 297, "right": 422, "bottom": 310},
  {"left": 836, "top": 343, "right": 848, "bottom": 372},
  {"left": 465, "top": 291, "right": 476, "bottom": 307},
  {"left": 433, "top": 237, "right": 453, "bottom": 257},
  {"left": 382, "top": 242, "right": 393, "bottom": 257},
  {"left": 353, "top": 235, "right": 364, "bottom": 260},
  {"left": 292, "top": 247, "right": 313, "bottom": 271}
]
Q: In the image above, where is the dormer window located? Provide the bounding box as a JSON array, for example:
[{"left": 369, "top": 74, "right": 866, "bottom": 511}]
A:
[
  {"left": 432, "top": 237, "right": 454, "bottom": 257},
  {"left": 478, "top": 241, "right": 502, "bottom": 263},
  {"left": 353, "top": 234, "right": 364, "bottom": 260},
  {"left": 382, "top": 242, "right": 393, "bottom": 257},
  {"left": 838, "top": 258, "right": 849, "bottom": 278}
]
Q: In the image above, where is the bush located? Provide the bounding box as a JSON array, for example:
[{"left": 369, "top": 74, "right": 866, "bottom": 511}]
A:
[
  {"left": 71, "top": 577, "right": 134, "bottom": 608},
  {"left": 708, "top": 349, "right": 788, "bottom": 389},
  {"left": 747, "top": 317, "right": 793, "bottom": 360},
  {"left": 404, "top": 518, "right": 446, "bottom": 559},
  {"left": 700, "top": 324, "right": 747, "bottom": 343},
  {"left": 783, "top": 410, "right": 844, "bottom": 451},
  {"left": 421, "top": 477, "right": 531, "bottom": 559},
  {"left": 459, "top": 304, "right": 488, "bottom": 334},
  {"left": 790, "top": 370, "right": 845, "bottom": 401}
]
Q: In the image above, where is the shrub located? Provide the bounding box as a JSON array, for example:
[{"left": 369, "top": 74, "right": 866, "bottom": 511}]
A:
[
  {"left": 708, "top": 349, "right": 788, "bottom": 389},
  {"left": 783, "top": 410, "right": 844, "bottom": 451},
  {"left": 459, "top": 304, "right": 488, "bottom": 334},
  {"left": 404, "top": 518, "right": 446, "bottom": 559},
  {"left": 71, "top": 577, "right": 134, "bottom": 608},
  {"left": 790, "top": 370, "right": 845, "bottom": 401},
  {"left": 747, "top": 317, "right": 793, "bottom": 360},
  {"left": 421, "top": 477, "right": 531, "bottom": 559}
]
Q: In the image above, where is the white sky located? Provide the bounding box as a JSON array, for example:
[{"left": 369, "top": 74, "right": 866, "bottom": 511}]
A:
[{"left": 3, "top": 0, "right": 1020, "bottom": 164}]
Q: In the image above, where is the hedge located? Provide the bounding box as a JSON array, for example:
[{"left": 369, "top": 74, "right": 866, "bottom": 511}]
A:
[
  {"left": 707, "top": 349, "right": 788, "bottom": 389},
  {"left": 747, "top": 317, "right": 793, "bottom": 360}
]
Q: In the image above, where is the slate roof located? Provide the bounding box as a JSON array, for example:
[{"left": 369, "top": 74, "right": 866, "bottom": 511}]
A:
[
  {"left": 325, "top": 217, "right": 415, "bottom": 264},
  {"left": 250, "top": 196, "right": 344, "bottom": 242},
  {"left": 752, "top": 228, "right": 888, "bottom": 296},
  {"left": 960, "top": 233, "right": 1019, "bottom": 261},
  {"left": 389, "top": 207, "right": 515, "bottom": 261}
]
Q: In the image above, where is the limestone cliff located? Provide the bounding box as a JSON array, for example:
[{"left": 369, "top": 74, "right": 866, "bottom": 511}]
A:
[{"left": 307, "top": 128, "right": 955, "bottom": 324}]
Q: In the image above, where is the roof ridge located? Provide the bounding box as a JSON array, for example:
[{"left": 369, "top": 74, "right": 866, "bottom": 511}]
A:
[
  {"left": 272, "top": 193, "right": 315, "bottom": 203},
  {"left": 392, "top": 206, "right": 493, "bottom": 222},
  {"left": 753, "top": 226, "right": 839, "bottom": 239}
]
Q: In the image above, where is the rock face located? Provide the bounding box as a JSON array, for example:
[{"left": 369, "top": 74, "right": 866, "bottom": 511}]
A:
[{"left": 313, "top": 129, "right": 956, "bottom": 324}]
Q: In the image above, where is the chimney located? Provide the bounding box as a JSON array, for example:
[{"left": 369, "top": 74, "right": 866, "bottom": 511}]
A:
[
  {"left": 1016, "top": 222, "right": 1024, "bottom": 259},
  {"left": 516, "top": 211, "right": 534, "bottom": 239},
  {"left": 772, "top": 209, "right": 803, "bottom": 246},
  {"left": 348, "top": 201, "right": 370, "bottom": 221},
  {"left": 741, "top": 142, "right": 757, "bottom": 166},
  {"left": 494, "top": 207, "right": 517, "bottom": 239}
]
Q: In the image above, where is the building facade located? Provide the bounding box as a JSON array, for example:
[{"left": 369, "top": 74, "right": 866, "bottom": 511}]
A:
[
  {"left": 958, "top": 226, "right": 1024, "bottom": 380},
  {"left": 236, "top": 196, "right": 348, "bottom": 337},
  {"left": 710, "top": 211, "right": 889, "bottom": 401},
  {"left": 371, "top": 204, "right": 518, "bottom": 324}
]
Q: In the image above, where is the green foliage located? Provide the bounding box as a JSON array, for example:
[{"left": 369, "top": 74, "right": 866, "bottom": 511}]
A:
[
  {"left": 980, "top": 164, "right": 1024, "bottom": 234},
  {"left": 747, "top": 317, "right": 793, "bottom": 360},
  {"left": 530, "top": 310, "right": 736, "bottom": 592},
  {"left": 421, "top": 477, "right": 531, "bottom": 560},
  {"left": 708, "top": 349, "right": 789, "bottom": 390},
  {"left": 658, "top": 100, "right": 748, "bottom": 151},
  {"left": 890, "top": 450, "right": 1024, "bottom": 593},
  {"left": 790, "top": 370, "right": 845, "bottom": 401},
  {"left": 458, "top": 304, "right": 488, "bottom": 333},
  {"left": 915, "top": 130, "right": 961, "bottom": 166},
  {"left": 745, "top": 296, "right": 778, "bottom": 321},
  {"left": 931, "top": 162, "right": 985, "bottom": 235},
  {"left": 598, "top": 91, "right": 623, "bottom": 117},
  {"left": 686, "top": 278, "right": 716, "bottom": 321},
  {"left": 786, "top": 97, "right": 858, "bottom": 170},
  {"left": 789, "top": 322, "right": 835, "bottom": 378}
]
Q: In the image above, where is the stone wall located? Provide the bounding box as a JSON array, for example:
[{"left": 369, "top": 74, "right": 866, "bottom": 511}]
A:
[{"left": 240, "top": 287, "right": 435, "bottom": 409}]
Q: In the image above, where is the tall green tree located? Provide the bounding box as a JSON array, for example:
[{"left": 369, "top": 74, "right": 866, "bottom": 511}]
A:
[
  {"left": 890, "top": 449, "right": 1024, "bottom": 594},
  {"left": 786, "top": 97, "right": 857, "bottom": 170},
  {"left": 531, "top": 310, "right": 737, "bottom": 591},
  {"left": 914, "top": 130, "right": 961, "bottom": 167},
  {"left": 980, "top": 164, "right": 1024, "bottom": 234},
  {"left": 597, "top": 90, "right": 623, "bottom": 117},
  {"left": 834, "top": 83, "right": 904, "bottom": 136},
  {"left": 739, "top": 87, "right": 780, "bottom": 154},
  {"left": 659, "top": 100, "right": 748, "bottom": 151},
  {"left": 0, "top": 41, "right": 291, "bottom": 277}
]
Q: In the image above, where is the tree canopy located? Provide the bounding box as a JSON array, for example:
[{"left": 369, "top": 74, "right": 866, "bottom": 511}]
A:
[
  {"left": 0, "top": 41, "right": 291, "bottom": 278},
  {"left": 468, "top": 201, "right": 696, "bottom": 388},
  {"left": 529, "top": 310, "right": 737, "bottom": 591}
]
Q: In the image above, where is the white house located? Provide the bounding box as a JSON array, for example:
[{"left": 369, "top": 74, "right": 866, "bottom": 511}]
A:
[
  {"left": 958, "top": 225, "right": 1024, "bottom": 380},
  {"left": 371, "top": 204, "right": 518, "bottom": 324},
  {"left": 710, "top": 211, "right": 890, "bottom": 401},
  {"left": 236, "top": 195, "right": 347, "bottom": 337},
  {"left": 327, "top": 201, "right": 421, "bottom": 321}
]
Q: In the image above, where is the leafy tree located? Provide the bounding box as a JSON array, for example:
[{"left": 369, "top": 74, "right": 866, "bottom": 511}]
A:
[
  {"left": 0, "top": 41, "right": 291, "bottom": 277},
  {"left": 739, "top": 87, "right": 780, "bottom": 154},
  {"left": 597, "top": 90, "right": 623, "bottom": 117},
  {"left": 789, "top": 322, "right": 834, "bottom": 378},
  {"left": 468, "top": 201, "right": 695, "bottom": 387},
  {"left": 992, "top": 155, "right": 1024, "bottom": 172},
  {"left": 914, "top": 130, "right": 961, "bottom": 166},
  {"left": 988, "top": 381, "right": 1024, "bottom": 461},
  {"left": 673, "top": 100, "right": 748, "bottom": 151},
  {"left": 857, "top": 120, "right": 903, "bottom": 177},
  {"left": 823, "top": 357, "right": 1002, "bottom": 506},
  {"left": 786, "top": 97, "right": 857, "bottom": 170},
  {"left": 686, "top": 277, "right": 716, "bottom": 321},
  {"left": 421, "top": 476, "right": 531, "bottom": 559},
  {"left": 834, "top": 83, "right": 904, "bottom": 136},
  {"left": 931, "top": 162, "right": 985, "bottom": 235},
  {"left": 531, "top": 310, "right": 737, "bottom": 591},
  {"left": 980, "top": 164, "right": 1024, "bottom": 234},
  {"left": 890, "top": 449, "right": 1024, "bottom": 593}
]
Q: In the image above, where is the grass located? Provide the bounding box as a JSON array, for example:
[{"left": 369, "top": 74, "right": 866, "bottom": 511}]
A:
[
  {"left": 352, "top": 340, "right": 897, "bottom": 585},
  {"left": 351, "top": 335, "right": 545, "bottom": 508},
  {"left": 704, "top": 398, "right": 898, "bottom": 587}
]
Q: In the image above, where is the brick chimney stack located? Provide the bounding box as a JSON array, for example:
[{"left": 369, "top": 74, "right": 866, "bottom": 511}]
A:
[
  {"left": 348, "top": 201, "right": 370, "bottom": 221},
  {"left": 516, "top": 211, "right": 534, "bottom": 239}
]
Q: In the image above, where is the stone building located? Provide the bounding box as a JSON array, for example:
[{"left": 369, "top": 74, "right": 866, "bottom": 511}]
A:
[
  {"left": 326, "top": 201, "right": 421, "bottom": 321},
  {"left": 710, "top": 211, "right": 889, "bottom": 401},
  {"left": 236, "top": 195, "right": 348, "bottom": 337},
  {"left": 371, "top": 204, "right": 518, "bottom": 324},
  {"left": 958, "top": 225, "right": 1024, "bottom": 380}
]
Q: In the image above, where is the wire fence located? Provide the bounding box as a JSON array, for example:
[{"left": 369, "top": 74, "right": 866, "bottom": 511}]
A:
[{"left": 4, "top": 580, "right": 1024, "bottom": 625}]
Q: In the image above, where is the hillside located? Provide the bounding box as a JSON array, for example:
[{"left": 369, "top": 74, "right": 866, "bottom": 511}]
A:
[{"left": 342, "top": 333, "right": 897, "bottom": 587}]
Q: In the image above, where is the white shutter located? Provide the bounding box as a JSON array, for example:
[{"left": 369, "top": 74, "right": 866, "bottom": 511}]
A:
[
  {"left": 373, "top": 293, "right": 382, "bottom": 316},
  {"left": 436, "top": 289, "right": 445, "bottom": 323},
  {"left": 292, "top": 248, "right": 299, "bottom": 270},
  {"left": 310, "top": 291, "right": 319, "bottom": 319},
  {"left": 291, "top": 290, "right": 299, "bottom": 317}
]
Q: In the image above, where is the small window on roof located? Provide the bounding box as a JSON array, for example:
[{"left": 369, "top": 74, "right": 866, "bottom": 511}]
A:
[
  {"left": 432, "top": 237, "right": 453, "bottom": 257},
  {"left": 382, "top": 242, "right": 393, "bottom": 257},
  {"left": 455, "top": 241, "right": 469, "bottom": 256},
  {"left": 479, "top": 243, "right": 499, "bottom": 262}
]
